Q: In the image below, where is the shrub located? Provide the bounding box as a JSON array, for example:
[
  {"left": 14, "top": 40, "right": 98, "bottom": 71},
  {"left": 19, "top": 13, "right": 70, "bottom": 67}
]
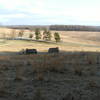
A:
[{"left": 29, "top": 33, "right": 33, "bottom": 39}]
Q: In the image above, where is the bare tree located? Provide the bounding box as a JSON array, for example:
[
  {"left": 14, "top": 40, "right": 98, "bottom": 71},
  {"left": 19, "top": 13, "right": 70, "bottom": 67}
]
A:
[{"left": 18, "top": 30, "right": 24, "bottom": 37}]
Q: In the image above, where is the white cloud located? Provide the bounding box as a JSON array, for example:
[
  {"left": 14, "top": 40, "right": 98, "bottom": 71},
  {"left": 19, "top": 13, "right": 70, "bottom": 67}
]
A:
[
  {"left": 0, "top": 0, "right": 100, "bottom": 25},
  {"left": 0, "top": 0, "right": 46, "bottom": 14}
]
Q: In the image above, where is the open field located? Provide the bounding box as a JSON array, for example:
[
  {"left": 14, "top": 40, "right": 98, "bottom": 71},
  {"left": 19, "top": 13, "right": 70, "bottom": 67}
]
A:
[
  {"left": 0, "top": 28, "right": 100, "bottom": 100},
  {"left": 0, "top": 28, "right": 100, "bottom": 54}
]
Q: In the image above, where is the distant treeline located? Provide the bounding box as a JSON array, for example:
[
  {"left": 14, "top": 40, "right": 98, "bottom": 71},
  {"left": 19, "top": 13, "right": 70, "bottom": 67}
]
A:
[
  {"left": 50, "top": 25, "right": 100, "bottom": 32},
  {"left": 2, "top": 25, "right": 100, "bottom": 32},
  {"left": 4, "top": 25, "right": 49, "bottom": 30}
]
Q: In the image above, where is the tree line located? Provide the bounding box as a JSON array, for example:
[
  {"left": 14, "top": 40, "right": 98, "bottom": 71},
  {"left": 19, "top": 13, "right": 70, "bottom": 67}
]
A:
[
  {"left": 10, "top": 28, "right": 61, "bottom": 43},
  {"left": 50, "top": 25, "right": 100, "bottom": 32},
  {"left": 32, "top": 28, "right": 60, "bottom": 42},
  {"left": 5, "top": 25, "right": 100, "bottom": 32}
]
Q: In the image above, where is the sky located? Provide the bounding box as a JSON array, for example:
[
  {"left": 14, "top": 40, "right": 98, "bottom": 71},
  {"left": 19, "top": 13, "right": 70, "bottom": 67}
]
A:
[{"left": 0, "top": 0, "right": 100, "bottom": 25}]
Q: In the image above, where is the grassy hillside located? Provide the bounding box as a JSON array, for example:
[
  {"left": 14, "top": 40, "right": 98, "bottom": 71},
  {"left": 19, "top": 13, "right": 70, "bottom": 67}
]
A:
[
  {"left": 0, "top": 28, "right": 100, "bottom": 100},
  {"left": 0, "top": 28, "right": 100, "bottom": 54}
]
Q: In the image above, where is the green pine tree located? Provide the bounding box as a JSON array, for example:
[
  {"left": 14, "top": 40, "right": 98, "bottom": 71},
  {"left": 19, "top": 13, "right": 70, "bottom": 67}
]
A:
[
  {"left": 35, "top": 28, "right": 41, "bottom": 40},
  {"left": 43, "top": 29, "right": 52, "bottom": 41},
  {"left": 54, "top": 32, "right": 61, "bottom": 42}
]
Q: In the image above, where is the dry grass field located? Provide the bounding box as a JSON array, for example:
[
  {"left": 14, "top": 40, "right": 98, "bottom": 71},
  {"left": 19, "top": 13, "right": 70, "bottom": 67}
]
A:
[
  {"left": 0, "top": 27, "right": 100, "bottom": 53},
  {"left": 0, "top": 53, "right": 100, "bottom": 100},
  {"left": 0, "top": 27, "right": 100, "bottom": 100}
]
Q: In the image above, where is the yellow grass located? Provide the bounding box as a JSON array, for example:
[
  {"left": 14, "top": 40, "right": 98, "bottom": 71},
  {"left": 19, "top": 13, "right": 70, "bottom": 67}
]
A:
[{"left": 0, "top": 27, "right": 100, "bottom": 52}]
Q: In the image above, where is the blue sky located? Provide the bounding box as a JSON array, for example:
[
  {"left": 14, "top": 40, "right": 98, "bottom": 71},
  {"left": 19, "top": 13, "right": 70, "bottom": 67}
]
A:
[{"left": 0, "top": 0, "right": 100, "bottom": 25}]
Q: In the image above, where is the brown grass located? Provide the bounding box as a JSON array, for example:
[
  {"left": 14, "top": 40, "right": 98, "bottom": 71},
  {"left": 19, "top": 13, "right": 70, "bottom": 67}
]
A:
[
  {"left": 0, "top": 28, "right": 100, "bottom": 100},
  {"left": 1, "top": 28, "right": 100, "bottom": 53},
  {"left": 0, "top": 52, "right": 99, "bottom": 99}
]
